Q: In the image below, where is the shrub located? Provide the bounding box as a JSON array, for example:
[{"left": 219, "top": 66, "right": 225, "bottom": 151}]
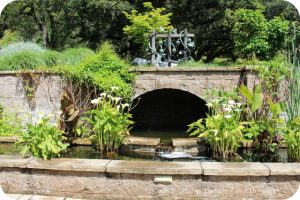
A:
[
  {"left": 233, "top": 9, "right": 289, "bottom": 60},
  {"left": 0, "top": 30, "right": 22, "bottom": 48},
  {"left": 284, "top": 117, "right": 300, "bottom": 162},
  {"left": 0, "top": 105, "right": 23, "bottom": 136},
  {"left": 55, "top": 42, "right": 135, "bottom": 100},
  {"left": 17, "top": 116, "right": 69, "bottom": 160}
]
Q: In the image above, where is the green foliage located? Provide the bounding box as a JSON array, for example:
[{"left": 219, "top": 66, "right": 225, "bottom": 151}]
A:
[
  {"left": 255, "top": 56, "right": 289, "bottom": 95},
  {"left": 58, "top": 48, "right": 95, "bottom": 66},
  {"left": 240, "top": 83, "right": 285, "bottom": 162},
  {"left": 17, "top": 116, "right": 69, "bottom": 160},
  {"left": 0, "top": 42, "right": 95, "bottom": 71},
  {"left": 233, "top": 9, "right": 289, "bottom": 60},
  {"left": 239, "top": 84, "right": 263, "bottom": 114},
  {"left": 0, "top": 105, "right": 23, "bottom": 136},
  {"left": 284, "top": 117, "right": 300, "bottom": 162},
  {"left": 54, "top": 42, "right": 135, "bottom": 100},
  {"left": 286, "top": 24, "right": 300, "bottom": 120},
  {"left": 0, "top": 30, "right": 22, "bottom": 47},
  {"left": 123, "top": 2, "right": 173, "bottom": 46},
  {"left": 83, "top": 92, "right": 133, "bottom": 153},
  {"left": 188, "top": 94, "right": 245, "bottom": 159}
]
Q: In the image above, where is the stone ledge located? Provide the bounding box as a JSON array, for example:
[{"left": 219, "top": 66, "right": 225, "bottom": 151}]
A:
[
  {"left": 1, "top": 155, "right": 300, "bottom": 177},
  {"left": 0, "top": 155, "right": 32, "bottom": 168},
  {"left": 106, "top": 160, "right": 203, "bottom": 175},
  {"left": 123, "top": 136, "right": 160, "bottom": 146},
  {"left": 0, "top": 136, "right": 18, "bottom": 143},
  {"left": 263, "top": 163, "right": 300, "bottom": 176},
  {"left": 130, "top": 66, "right": 253, "bottom": 72},
  {"left": 27, "top": 158, "right": 110, "bottom": 172},
  {"left": 202, "top": 162, "right": 270, "bottom": 176},
  {"left": 172, "top": 138, "right": 198, "bottom": 147}
]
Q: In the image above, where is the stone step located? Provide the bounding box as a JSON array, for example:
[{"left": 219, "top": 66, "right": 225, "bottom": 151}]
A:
[
  {"left": 123, "top": 136, "right": 160, "bottom": 146},
  {"left": 171, "top": 138, "right": 198, "bottom": 147}
]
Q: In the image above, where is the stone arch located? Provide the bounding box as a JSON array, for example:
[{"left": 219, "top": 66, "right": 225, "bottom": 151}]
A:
[
  {"left": 133, "top": 84, "right": 209, "bottom": 102},
  {"left": 130, "top": 88, "right": 208, "bottom": 132}
]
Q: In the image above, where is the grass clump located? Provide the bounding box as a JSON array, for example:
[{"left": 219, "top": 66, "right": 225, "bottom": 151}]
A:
[
  {"left": 58, "top": 48, "right": 95, "bottom": 65},
  {"left": 0, "top": 42, "right": 95, "bottom": 71}
]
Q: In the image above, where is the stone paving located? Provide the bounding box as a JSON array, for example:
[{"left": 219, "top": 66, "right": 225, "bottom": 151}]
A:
[{"left": 8, "top": 194, "right": 87, "bottom": 200}]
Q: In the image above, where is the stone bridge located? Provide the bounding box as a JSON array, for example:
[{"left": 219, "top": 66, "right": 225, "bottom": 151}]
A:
[
  {"left": 0, "top": 67, "right": 257, "bottom": 128},
  {"left": 130, "top": 67, "right": 257, "bottom": 130},
  {"left": 132, "top": 67, "right": 257, "bottom": 101}
]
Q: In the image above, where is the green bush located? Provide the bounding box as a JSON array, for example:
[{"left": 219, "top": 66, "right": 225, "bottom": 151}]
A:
[
  {"left": 0, "top": 105, "right": 23, "bottom": 136},
  {"left": 54, "top": 42, "right": 135, "bottom": 100},
  {"left": 17, "top": 116, "right": 69, "bottom": 160},
  {"left": 284, "top": 117, "right": 300, "bottom": 162},
  {"left": 233, "top": 9, "right": 289, "bottom": 60},
  {"left": 0, "top": 30, "right": 22, "bottom": 48}
]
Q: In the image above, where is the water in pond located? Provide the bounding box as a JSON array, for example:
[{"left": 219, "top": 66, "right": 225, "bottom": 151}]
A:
[
  {"left": 0, "top": 142, "right": 288, "bottom": 162},
  {"left": 0, "top": 143, "right": 148, "bottom": 160},
  {"left": 131, "top": 128, "right": 190, "bottom": 144}
]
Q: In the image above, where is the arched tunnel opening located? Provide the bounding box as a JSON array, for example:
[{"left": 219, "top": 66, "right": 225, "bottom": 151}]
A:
[{"left": 130, "top": 89, "right": 209, "bottom": 143}]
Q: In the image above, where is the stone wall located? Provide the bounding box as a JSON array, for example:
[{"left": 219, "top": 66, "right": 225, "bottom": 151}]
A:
[
  {"left": 0, "top": 71, "right": 63, "bottom": 122},
  {"left": 0, "top": 67, "right": 258, "bottom": 122},
  {"left": 0, "top": 155, "right": 299, "bottom": 199},
  {"left": 132, "top": 67, "right": 258, "bottom": 100}
]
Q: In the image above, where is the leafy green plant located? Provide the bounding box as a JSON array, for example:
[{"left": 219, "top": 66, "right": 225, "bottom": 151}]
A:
[
  {"left": 123, "top": 2, "right": 173, "bottom": 47},
  {"left": 53, "top": 42, "right": 135, "bottom": 100},
  {"left": 0, "top": 105, "right": 23, "bottom": 136},
  {"left": 188, "top": 95, "right": 245, "bottom": 159},
  {"left": 83, "top": 92, "right": 133, "bottom": 154},
  {"left": 284, "top": 117, "right": 300, "bottom": 162},
  {"left": 0, "top": 30, "right": 22, "bottom": 48},
  {"left": 17, "top": 116, "right": 69, "bottom": 160},
  {"left": 240, "top": 84, "right": 285, "bottom": 161}
]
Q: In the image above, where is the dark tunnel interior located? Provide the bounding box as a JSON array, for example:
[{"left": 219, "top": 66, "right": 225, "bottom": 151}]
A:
[{"left": 130, "top": 89, "right": 208, "bottom": 138}]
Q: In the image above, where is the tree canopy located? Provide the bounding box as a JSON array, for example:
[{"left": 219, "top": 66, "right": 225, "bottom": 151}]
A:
[{"left": 0, "top": 0, "right": 299, "bottom": 62}]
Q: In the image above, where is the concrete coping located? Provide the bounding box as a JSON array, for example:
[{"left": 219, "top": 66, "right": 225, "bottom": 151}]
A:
[
  {"left": 202, "top": 162, "right": 270, "bottom": 176},
  {"left": 0, "top": 70, "right": 58, "bottom": 75},
  {"left": 106, "top": 160, "right": 202, "bottom": 175},
  {"left": 27, "top": 158, "right": 110, "bottom": 172},
  {"left": 130, "top": 66, "right": 253, "bottom": 72},
  {"left": 0, "top": 66, "right": 254, "bottom": 75},
  {"left": 1, "top": 155, "right": 300, "bottom": 176}
]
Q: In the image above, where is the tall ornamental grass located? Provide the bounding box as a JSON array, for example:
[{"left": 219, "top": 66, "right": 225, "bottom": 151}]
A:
[{"left": 0, "top": 42, "right": 95, "bottom": 71}]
